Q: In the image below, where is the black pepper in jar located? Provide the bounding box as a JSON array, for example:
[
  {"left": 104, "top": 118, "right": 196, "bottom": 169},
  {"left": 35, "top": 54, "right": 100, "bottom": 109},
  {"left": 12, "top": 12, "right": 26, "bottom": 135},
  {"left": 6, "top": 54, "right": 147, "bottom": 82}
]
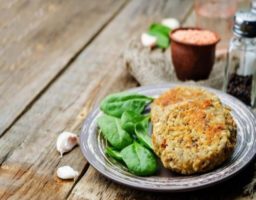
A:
[
  {"left": 224, "top": 11, "right": 256, "bottom": 108},
  {"left": 227, "top": 73, "right": 253, "bottom": 105}
]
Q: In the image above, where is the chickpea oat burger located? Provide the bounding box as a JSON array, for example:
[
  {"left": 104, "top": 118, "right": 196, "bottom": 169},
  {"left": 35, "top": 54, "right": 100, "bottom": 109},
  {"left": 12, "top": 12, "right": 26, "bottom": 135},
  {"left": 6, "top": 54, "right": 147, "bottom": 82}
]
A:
[{"left": 151, "top": 86, "right": 237, "bottom": 175}]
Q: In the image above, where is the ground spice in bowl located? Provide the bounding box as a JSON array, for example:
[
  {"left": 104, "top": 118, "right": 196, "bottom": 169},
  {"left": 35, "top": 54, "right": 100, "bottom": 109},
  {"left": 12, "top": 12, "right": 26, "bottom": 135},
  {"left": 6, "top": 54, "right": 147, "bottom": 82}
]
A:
[
  {"left": 171, "top": 29, "right": 218, "bottom": 45},
  {"left": 170, "top": 27, "right": 220, "bottom": 81}
]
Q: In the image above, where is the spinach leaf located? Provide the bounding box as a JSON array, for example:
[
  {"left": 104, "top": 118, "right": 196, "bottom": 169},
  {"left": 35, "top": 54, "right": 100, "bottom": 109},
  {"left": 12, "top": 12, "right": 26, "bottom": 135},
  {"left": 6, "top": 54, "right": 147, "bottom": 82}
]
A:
[
  {"left": 148, "top": 30, "right": 169, "bottom": 49},
  {"left": 97, "top": 115, "right": 133, "bottom": 150},
  {"left": 148, "top": 23, "right": 171, "bottom": 49},
  {"left": 121, "top": 111, "right": 152, "bottom": 150},
  {"left": 105, "top": 143, "right": 157, "bottom": 176},
  {"left": 120, "top": 110, "right": 149, "bottom": 134},
  {"left": 149, "top": 23, "right": 171, "bottom": 37},
  {"left": 100, "top": 92, "right": 153, "bottom": 118},
  {"left": 120, "top": 142, "right": 158, "bottom": 176},
  {"left": 105, "top": 147, "right": 123, "bottom": 161},
  {"left": 135, "top": 118, "right": 153, "bottom": 150}
]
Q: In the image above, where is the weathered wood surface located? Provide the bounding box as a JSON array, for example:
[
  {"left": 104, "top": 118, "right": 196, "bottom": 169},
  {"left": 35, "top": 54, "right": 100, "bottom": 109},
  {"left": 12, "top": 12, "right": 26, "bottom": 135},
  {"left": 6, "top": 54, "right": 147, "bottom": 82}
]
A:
[
  {"left": 0, "top": 0, "right": 193, "bottom": 199},
  {"left": 0, "top": 0, "right": 128, "bottom": 136},
  {"left": 1, "top": 0, "right": 253, "bottom": 199}
]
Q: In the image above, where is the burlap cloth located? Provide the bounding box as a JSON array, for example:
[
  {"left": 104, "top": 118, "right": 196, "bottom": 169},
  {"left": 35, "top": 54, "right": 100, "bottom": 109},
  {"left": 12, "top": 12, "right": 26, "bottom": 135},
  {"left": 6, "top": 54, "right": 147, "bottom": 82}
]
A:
[{"left": 123, "top": 37, "right": 256, "bottom": 199}]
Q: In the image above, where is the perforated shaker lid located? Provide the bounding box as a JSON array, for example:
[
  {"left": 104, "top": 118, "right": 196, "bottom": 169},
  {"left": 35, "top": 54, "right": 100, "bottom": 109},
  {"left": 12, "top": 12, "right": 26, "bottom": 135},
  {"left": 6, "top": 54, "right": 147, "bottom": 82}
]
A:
[
  {"left": 252, "top": 0, "right": 256, "bottom": 14},
  {"left": 233, "top": 11, "right": 256, "bottom": 38}
]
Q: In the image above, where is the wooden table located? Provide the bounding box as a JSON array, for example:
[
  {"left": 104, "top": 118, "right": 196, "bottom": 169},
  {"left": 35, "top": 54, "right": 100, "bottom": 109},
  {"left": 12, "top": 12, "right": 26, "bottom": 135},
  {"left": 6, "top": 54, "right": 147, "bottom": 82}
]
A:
[{"left": 0, "top": 0, "right": 254, "bottom": 199}]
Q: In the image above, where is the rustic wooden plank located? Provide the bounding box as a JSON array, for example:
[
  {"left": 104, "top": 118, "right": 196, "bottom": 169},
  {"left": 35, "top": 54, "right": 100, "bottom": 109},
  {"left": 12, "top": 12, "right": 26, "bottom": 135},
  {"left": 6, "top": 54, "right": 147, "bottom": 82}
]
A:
[
  {"left": 0, "top": 0, "right": 192, "bottom": 199},
  {"left": 0, "top": 0, "right": 128, "bottom": 136},
  {"left": 0, "top": 59, "right": 137, "bottom": 199}
]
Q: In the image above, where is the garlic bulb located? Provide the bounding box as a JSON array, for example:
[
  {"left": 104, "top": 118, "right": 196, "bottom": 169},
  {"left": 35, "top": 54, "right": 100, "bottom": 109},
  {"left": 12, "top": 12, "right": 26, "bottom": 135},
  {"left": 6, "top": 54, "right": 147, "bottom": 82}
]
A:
[
  {"left": 141, "top": 33, "right": 157, "bottom": 47},
  {"left": 161, "top": 18, "right": 180, "bottom": 29},
  {"left": 57, "top": 166, "right": 78, "bottom": 180},
  {"left": 56, "top": 131, "right": 79, "bottom": 157}
]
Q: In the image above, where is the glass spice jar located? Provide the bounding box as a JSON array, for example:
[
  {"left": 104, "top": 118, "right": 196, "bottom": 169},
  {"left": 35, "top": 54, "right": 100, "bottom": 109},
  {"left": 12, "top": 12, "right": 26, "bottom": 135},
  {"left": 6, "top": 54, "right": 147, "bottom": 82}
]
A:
[{"left": 224, "top": 11, "right": 256, "bottom": 108}]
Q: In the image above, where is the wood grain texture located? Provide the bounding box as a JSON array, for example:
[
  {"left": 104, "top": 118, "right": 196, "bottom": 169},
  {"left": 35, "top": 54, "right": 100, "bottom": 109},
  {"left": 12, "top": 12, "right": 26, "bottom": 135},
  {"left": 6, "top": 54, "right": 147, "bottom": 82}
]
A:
[
  {"left": 0, "top": 56, "right": 136, "bottom": 199},
  {"left": 0, "top": 0, "right": 142, "bottom": 198},
  {"left": 0, "top": 0, "right": 192, "bottom": 198},
  {"left": 0, "top": 0, "right": 251, "bottom": 199},
  {"left": 0, "top": 0, "right": 128, "bottom": 136}
]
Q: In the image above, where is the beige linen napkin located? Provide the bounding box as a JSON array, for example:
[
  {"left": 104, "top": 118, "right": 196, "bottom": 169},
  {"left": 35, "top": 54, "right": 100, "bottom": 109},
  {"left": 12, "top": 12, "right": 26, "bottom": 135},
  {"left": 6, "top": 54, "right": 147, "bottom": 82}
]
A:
[{"left": 124, "top": 37, "right": 225, "bottom": 89}]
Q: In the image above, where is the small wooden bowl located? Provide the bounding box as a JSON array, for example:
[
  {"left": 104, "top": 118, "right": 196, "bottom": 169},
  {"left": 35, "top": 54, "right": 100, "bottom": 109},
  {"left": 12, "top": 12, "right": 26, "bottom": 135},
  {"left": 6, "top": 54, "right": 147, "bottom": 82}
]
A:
[{"left": 170, "top": 27, "right": 220, "bottom": 81}]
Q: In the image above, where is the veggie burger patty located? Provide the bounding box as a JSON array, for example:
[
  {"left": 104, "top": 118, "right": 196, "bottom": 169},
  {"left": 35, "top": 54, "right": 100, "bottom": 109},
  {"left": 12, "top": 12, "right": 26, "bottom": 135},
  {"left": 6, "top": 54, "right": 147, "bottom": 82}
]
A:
[{"left": 151, "top": 86, "right": 237, "bottom": 174}]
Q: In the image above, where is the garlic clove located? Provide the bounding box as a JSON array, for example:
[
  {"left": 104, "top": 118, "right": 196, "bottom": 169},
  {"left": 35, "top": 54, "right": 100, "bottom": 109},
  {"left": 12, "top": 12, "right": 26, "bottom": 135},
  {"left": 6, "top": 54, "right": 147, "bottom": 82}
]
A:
[
  {"left": 56, "top": 131, "right": 79, "bottom": 157},
  {"left": 141, "top": 33, "right": 157, "bottom": 47},
  {"left": 57, "top": 166, "right": 79, "bottom": 180},
  {"left": 161, "top": 18, "right": 180, "bottom": 30}
]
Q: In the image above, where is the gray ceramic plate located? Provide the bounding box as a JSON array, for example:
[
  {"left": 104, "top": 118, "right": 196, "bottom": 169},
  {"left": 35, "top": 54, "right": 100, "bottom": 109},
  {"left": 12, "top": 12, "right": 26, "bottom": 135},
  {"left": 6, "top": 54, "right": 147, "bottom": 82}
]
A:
[{"left": 80, "top": 83, "right": 256, "bottom": 192}]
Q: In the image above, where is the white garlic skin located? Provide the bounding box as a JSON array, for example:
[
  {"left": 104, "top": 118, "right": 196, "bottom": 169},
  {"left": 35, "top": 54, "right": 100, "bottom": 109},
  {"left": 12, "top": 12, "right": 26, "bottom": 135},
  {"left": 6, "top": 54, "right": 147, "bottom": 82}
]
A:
[
  {"left": 141, "top": 33, "right": 157, "bottom": 47},
  {"left": 56, "top": 131, "right": 79, "bottom": 157},
  {"left": 161, "top": 18, "right": 180, "bottom": 29},
  {"left": 57, "top": 166, "right": 78, "bottom": 180}
]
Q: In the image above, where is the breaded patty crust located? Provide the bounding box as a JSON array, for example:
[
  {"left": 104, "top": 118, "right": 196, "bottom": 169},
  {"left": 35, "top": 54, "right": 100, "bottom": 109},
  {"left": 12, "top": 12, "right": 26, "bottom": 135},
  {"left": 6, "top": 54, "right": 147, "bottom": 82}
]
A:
[{"left": 151, "top": 86, "right": 237, "bottom": 174}]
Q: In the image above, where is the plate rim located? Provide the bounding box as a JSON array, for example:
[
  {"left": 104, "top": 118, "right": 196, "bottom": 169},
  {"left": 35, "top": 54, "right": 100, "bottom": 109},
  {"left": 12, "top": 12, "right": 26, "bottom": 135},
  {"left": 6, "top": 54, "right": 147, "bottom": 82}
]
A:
[{"left": 80, "top": 83, "right": 256, "bottom": 192}]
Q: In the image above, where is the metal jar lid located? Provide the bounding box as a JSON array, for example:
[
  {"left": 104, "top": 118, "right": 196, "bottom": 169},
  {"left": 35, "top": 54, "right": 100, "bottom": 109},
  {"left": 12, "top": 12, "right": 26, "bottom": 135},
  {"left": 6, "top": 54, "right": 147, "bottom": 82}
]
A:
[
  {"left": 252, "top": 0, "right": 256, "bottom": 14},
  {"left": 233, "top": 11, "right": 256, "bottom": 38}
]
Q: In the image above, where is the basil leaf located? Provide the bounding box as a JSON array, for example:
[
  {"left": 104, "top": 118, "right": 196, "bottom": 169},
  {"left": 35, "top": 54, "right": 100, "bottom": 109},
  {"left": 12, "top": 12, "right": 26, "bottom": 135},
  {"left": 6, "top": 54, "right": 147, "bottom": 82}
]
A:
[
  {"left": 97, "top": 115, "right": 133, "bottom": 150},
  {"left": 100, "top": 92, "right": 153, "bottom": 118},
  {"left": 121, "top": 110, "right": 149, "bottom": 134},
  {"left": 149, "top": 23, "right": 171, "bottom": 37},
  {"left": 105, "top": 147, "right": 123, "bottom": 161},
  {"left": 120, "top": 142, "right": 158, "bottom": 176}
]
